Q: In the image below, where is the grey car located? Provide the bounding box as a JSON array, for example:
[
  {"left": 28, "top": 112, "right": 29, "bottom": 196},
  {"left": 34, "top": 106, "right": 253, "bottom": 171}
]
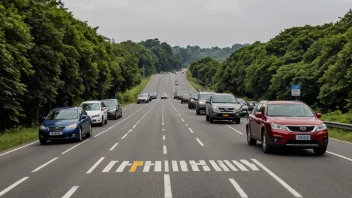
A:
[
  {"left": 188, "top": 92, "right": 198, "bottom": 109},
  {"left": 137, "top": 93, "right": 149, "bottom": 104},
  {"left": 196, "top": 92, "right": 214, "bottom": 115},
  {"left": 237, "top": 98, "right": 249, "bottom": 117},
  {"left": 102, "top": 99, "right": 122, "bottom": 120},
  {"left": 205, "top": 93, "right": 241, "bottom": 124}
]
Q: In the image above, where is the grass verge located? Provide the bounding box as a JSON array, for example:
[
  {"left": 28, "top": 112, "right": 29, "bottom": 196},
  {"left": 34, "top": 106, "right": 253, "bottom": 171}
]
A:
[
  {"left": 321, "top": 110, "right": 352, "bottom": 124},
  {"left": 117, "top": 75, "right": 153, "bottom": 107},
  {"left": 0, "top": 127, "right": 38, "bottom": 152},
  {"left": 328, "top": 127, "right": 352, "bottom": 143},
  {"left": 186, "top": 71, "right": 211, "bottom": 92}
]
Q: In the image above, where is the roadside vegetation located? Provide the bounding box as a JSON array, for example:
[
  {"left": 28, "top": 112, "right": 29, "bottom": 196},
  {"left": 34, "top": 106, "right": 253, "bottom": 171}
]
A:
[
  {"left": 186, "top": 72, "right": 208, "bottom": 92},
  {"left": 0, "top": 127, "right": 38, "bottom": 152},
  {"left": 328, "top": 128, "right": 352, "bottom": 143},
  {"left": 118, "top": 76, "right": 153, "bottom": 106}
]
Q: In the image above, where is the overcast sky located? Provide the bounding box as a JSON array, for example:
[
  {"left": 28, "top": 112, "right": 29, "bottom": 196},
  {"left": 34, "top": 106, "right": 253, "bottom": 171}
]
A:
[{"left": 62, "top": 0, "right": 352, "bottom": 48}]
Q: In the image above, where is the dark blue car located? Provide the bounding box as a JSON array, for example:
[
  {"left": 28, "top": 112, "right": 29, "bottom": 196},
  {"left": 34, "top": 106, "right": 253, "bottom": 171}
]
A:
[{"left": 39, "top": 107, "right": 92, "bottom": 145}]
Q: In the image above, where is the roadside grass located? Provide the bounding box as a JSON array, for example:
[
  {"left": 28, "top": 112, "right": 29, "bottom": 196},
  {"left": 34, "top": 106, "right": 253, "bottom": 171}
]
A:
[
  {"left": 328, "top": 127, "right": 352, "bottom": 143},
  {"left": 321, "top": 110, "right": 352, "bottom": 124},
  {"left": 0, "top": 127, "right": 38, "bottom": 152},
  {"left": 117, "top": 75, "right": 152, "bottom": 107},
  {"left": 186, "top": 71, "right": 212, "bottom": 92}
]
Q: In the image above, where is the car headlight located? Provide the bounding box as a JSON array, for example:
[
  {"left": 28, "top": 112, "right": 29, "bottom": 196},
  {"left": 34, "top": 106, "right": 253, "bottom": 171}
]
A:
[
  {"left": 199, "top": 101, "right": 205, "bottom": 105},
  {"left": 317, "top": 124, "right": 327, "bottom": 130},
  {"left": 66, "top": 124, "right": 77, "bottom": 129},
  {"left": 108, "top": 109, "right": 116, "bottom": 112},
  {"left": 271, "top": 123, "right": 287, "bottom": 130},
  {"left": 212, "top": 106, "right": 218, "bottom": 111},
  {"left": 235, "top": 106, "right": 241, "bottom": 110},
  {"left": 40, "top": 125, "right": 47, "bottom": 130},
  {"left": 91, "top": 114, "right": 100, "bottom": 118}
]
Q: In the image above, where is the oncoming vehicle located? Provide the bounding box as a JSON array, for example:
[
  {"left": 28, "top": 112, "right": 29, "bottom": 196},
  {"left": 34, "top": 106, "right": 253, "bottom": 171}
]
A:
[
  {"left": 246, "top": 101, "right": 328, "bottom": 155},
  {"left": 181, "top": 92, "right": 191, "bottom": 103},
  {"left": 175, "top": 81, "right": 179, "bottom": 85},
  {"left": 102, "top": 99, "right": 122, "bottom": 120},
  {"left": 196, "top": 92, "right": 214, "bottom": 115},
  {"left": 161, "top": 93, "right": 168, "bottom": 99},
  {"left": 80, "top": 101, "right": 108, "bottom": 126},
  {"left": 205, "top": 93, "right": 241, "bottom": 123},
  {"left": 188, "top": 92, "right": 198, "bottom": 109},
  {"left": 150, "top": 92, "right": 158, "bottom": 99},
  {"left": 39, "top": 107, "right": 92, "bottom": 144},
  {"left": 237, "top": 98, "right": 249, "bottom": 117},
  {"left": 137, "top": 93, "right": 149, "bottom": 104}
]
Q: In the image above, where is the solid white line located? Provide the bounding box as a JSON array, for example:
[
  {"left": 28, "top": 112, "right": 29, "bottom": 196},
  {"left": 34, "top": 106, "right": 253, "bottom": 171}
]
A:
[
  {"left": 226, "top": 125, "right": 243, "bottom": 135},
  {"left": 251, "top": 159, "right": 302, "bottom": 197},
  {"left": 163, "top": 135, "right": 165, "bottom": 140},
  {"left": 229, "top": 178, "right": 248, "bottom": 198},
  {"left": 133, "top": 124, "right": 136, "bottom": 128},
  {"left": 110, "top": 143, "right": 119, "bottom": 151},
  {"left": 164, "top": 174, "right": 173, "bottom": 198},
  {"left": 62, "top": 186, "right": 79, "bottom": 198},
  {"left": 32, "top": 157, "right": 59, "bottom": 172},
  {"left": 163, "top": 145, "right": 167, "bottom": 154},
  {"left": 86, "top": 157, "right": 105, "bottom": 174},
  {"left": 94, "top": 123, "right": 119, "bottom": 137},
  {"left": 330, "top": 138, "right": 352, "bottom": 145},
  {"left": 327, "top": 151, "right": 352, "bottom": 162},
  {"left": 196, "top": 138, "right": 204, "bottom": 146},
  {"left": 121, "top": 133, "right": 128, "bottom": 139},
  {"left": 0, "top": 141, "right": 39, "bottom": 157},
  {"left": 181, "top": 118, "right": 184, "bottom": 122},
  {"left": 189, "top": 128, "right": 194, "bottom": 133},
  {"left": 0, "top": 177, "right": 29, "bottom": 196},
  {"left": 61, "top": 139, "right": 89, "bottom": 155}
]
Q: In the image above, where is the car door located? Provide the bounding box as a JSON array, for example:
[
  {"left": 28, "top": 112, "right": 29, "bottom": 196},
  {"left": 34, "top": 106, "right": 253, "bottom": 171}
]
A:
[
  {"left": 117, "top": 101, "right": 122, "bottom": 116},
  {"left": 206, "top": 96, "right": 212, "bottom": 115},
  {"left": 249, "top": 103, "right": 262, "bottom": 139},
  {"left": 79, "top": 108, "right": 89, "bottom": 133},
  {"left": 101, "top": 102, "right": 107, "bottom": 120}
]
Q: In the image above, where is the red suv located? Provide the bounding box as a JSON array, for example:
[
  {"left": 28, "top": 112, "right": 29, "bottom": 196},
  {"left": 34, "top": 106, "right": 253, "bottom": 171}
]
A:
[{"left": 246, "top": 101, "right": 328, "bottom": 155}]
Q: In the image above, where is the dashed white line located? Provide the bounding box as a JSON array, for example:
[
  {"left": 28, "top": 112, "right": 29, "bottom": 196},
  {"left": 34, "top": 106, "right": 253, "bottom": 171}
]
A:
[
  {"left": 251, "top": 159, "right": 302, "bottom": 197},
  {"left": 163, "top": 128, "right": 165, "bottom": 131},
  {"left": 181, "top": 118, "right": 184, "bottom": 122},
  {"left": 164, "top": 174, "right": 173, "bottom": 198},
  {"left": 109, "top": 143, "right": 119, "bottom": 151},
  {"left": 226, "top": 125, "right": 243, "bottom": 135},
  {"left": 196, "top": 138, "right": 204, "bottom": 146},
  {"left": 327, "top": 151, "right": 352, "bottom": 162},
  {"left": 185, "top": 124, "right": 188, "bottom": 127},
  {"left": 121, "top": 133, "right": 128, "bottom": 139},
  {"left": 0, "top": 141, "right": 39, "bottom": 157},
  {"left": 163, "top": 145, "right": 168, "bottom": 154},
  {"left": 163, "top": 135, "right": 165, "bottom": 140},
  {"left": 189, "top": 128, "right": 194, "bottom": 133},
  {"left": 229, "top": 178, "right": 248, "bottom": 198},
  {"left": 31, "top": 157, "right": 59, "bottom": 172},
  {"left": 128, "top": 129, "right": 132, "bottom": 133},
  {"left": 0, "top": 177, "right": 29, "bottom": 196},
  {"left": 162, "top": 123, "right": 164, "bottom": 126},
  {"left": 62, "top": 186, "right": 79, "bottom": 198},
  {"left": 132, "top": 124, "right": 136, "bottom": 128},
  {"left": 61, "top": 139, "right": 90, "bottom": 155},
  {"left": 86, "top": 157, "right": 105, "bottom": 174}
]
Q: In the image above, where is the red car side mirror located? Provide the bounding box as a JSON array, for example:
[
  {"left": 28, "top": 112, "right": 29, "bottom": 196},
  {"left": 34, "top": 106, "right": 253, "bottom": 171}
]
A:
[
  {"left": 316, "top": 113, "right": 322, "bottom": 118},
  {"left": 255, "top": 112, "right": 263, "bottom": 118}
]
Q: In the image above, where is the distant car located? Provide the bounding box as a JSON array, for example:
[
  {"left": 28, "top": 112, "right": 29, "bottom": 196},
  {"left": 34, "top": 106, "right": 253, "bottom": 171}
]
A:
[
  {"left": 150, "top": 92, "right": 158, "bottom": 99},
  {"left": 196, "top": 92, "right": 214, "bottom": 115},
  {"left": 205, "top": 93, "right": 241, "bottom": 124},
  {"left": 247, "top": 101, "right": 257, "bottom": 112},
  {"left": 175, "top": 82, "right": 179, "bottom": 85},
  {"left": 181, "top": 92, "right": 191, "bottom": 103},
  {"left": 246, "top": 100, "right": 328, "bottom": 155},
  {"left": 237, "top": 98, "right": 249, "bottom": 117},
  {"left": 39, "top": 107, "right": 92, "bottom": 144},
  {"left": 142, "top": 92, "right": 152, "bottom": 101},
  {"left": 102, "top": 99, "right": 122, "bottom": 120},
  {"left": 188, "top": 92, "right": 198, "bottom": 109},
  {"left": 175, "top": 91, "right": 184, "bottom": 100},
  {"left": 161, "top": 93, "right": 168, "bottom": 99},
  {"left": 137, "top": 93, "right": 149, "bottom": 104},
  {"left": 80, "top": 101, "right": 108, "bottom": 126}
]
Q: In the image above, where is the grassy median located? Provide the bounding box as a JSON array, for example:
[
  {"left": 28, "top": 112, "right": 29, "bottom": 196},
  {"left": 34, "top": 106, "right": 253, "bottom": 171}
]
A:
[
  {"left": 0, "top": 127, "right": 38, "bottom": 152},
  {"left": 186, "top": 71, "right": 210, "bottom": 92},
  {"left": 118, "top": 75, "right": 153, "bottom": 107}
]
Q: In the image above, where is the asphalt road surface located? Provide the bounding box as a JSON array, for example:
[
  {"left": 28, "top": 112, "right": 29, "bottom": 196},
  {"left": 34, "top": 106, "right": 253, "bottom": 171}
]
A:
[{"left": 1, "top": 73, "right": 352, "bottom": 198}]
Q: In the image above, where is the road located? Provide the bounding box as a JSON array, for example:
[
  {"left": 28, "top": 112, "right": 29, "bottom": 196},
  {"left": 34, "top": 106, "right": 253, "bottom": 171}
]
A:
[{"left": 1, "top": 73, "right": 352, "bottom": 198}]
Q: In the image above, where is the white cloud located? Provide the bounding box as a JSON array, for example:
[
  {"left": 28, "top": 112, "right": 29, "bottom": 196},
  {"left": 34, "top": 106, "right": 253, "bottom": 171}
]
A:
[{"left": 204, "top": 0, "right": 240, "bottom": 14}]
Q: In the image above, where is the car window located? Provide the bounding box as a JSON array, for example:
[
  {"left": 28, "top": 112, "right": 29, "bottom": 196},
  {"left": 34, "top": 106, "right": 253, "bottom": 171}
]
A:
[
  {"left": 259, "top": 104, "right": 266, "bottom": 115},
  {"left": 267, "top": 104, "right": 315, "bottom": 117},
  {"left": 46, "top": 109, "right": 78, "bottom": 120},
  {"left": 212, "top": 95, "right": 236, "bottom": 103},
  {"left": 82, "top": 108, "right": 88, "bottom": 115},
  {"left": 81, "top": 103, "right": 100, "bottom": 111},
  {"left": 103, "top": 100, "right": 116, "bottom": 107},
  {"left": 199, "top": 94, "right": 213, "bottom": 100},
  {"left": 252, "top": 103, "right": 262, "bottom": 114}
]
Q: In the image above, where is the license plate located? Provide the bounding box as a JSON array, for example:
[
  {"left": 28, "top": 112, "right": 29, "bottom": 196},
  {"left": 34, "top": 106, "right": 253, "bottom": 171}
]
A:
[
  {"left": 50, "top": 132, "right": 63, "bottom": 136},
  {"left": 296, "top": 135, "right": 311, "bottom": 140},
  {"left": 222, "top": 114, "right": 229, "bottom": 117}
]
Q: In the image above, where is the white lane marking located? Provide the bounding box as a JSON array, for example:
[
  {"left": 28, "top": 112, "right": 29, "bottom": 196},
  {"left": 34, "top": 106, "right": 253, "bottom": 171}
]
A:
[
  {"left": 133, "top": 124, "right": 136, "bottom": 128},
  {"left": 196, "top": 138, "right": 204, "bottom": 146},
  {"left": 128, "top": 129, "right": 132, "bottom": 133},
  {"left": 185, "top": 124, "right": 188, "bottom": 127},
  {"left": 232, "top": 160, "right": 248, "bottom": 171},
  {"left": 224, "top": 160, "right": 238, "bottom": 171},
  {"left": 172, "top": 161, "right": 179, "bottom": 172},
  {"left": 163, "top": 145, "right": 167, "bottom": 154},
  {"left": 226, "top": 125, "right": 243, "bottom": 135},
  {"left": 181, "top": 118, "right": 184, "bottom": 122},
  {"left": 163, "top": 128, "right": 165, "bottom": 131},
  {"left": 162, "top": 123, "right": 164, "bottom": 126},
  {"left": 209, "top": 160, "right": 222, "bottom": 171},
  {"left": 102, "top": 161, "right": 119, "bottom": 172},
  {"left": 61, "top": 139, "right": 90, "bottom": 155},
  {"left": 229, "top": 178, "right": 248, "bottom": 198},
  {"left": 165, "top": 160, "right": 169, "bottom": 172},
  {"left": 86, "top": 157, "right": 105, "bottom": 174},
  {"left": 0, "top": 141, "right": 38, "bottom": 157},
  {"left": 189, "top": 128, "right": 194, "bottom": 133},
  {"left": 121, "top": 133, "right": 128, "bottom": 140},
  {"left": 178, "top": 114, "right": 181, "bottom": 117},
  {"left": 251, "top": 159, "right": 302, "bottom": 197},
  {"left": 217, "top": 160, "right": 230, "bottom": 171},
  {"left": 189, "top": 160, "right": 210, "bottom": 171},
  {"left": 327, "top": 151, "right": 352, "bottom": 162},
  {"left": 330, "top": 138, "right": 352, "bottom": 145},
  {"left": 0, "top": 177, "right": 29, "bottom": 196},
  {"left": 163, "top": 135, "right": 165, "bottom": 140},
  {"left": 180, "top": 161, "right": 188, "bottom": 171},
  {"left": 31, "top": 157, "right": 59, "bottom": 172},
  {"left": 62, "top": 186, "right": 79, "bottom": 198},
  {"left": 164, "top": 174, "right": 173, "bottom": 198},
  {"left": 240, "top": 160, "right": 259, "bottom": 171},
  {"left": 110, "top": 143, "right": 119, "bottom": 151}
]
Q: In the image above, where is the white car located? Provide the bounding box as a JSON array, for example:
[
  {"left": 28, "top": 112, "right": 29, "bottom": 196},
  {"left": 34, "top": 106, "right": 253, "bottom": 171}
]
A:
[{"left": 80, "top": 101, "right": 108, "bottom": 126}]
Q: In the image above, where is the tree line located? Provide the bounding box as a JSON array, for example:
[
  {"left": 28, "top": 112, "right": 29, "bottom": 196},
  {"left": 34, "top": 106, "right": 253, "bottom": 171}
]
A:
[
  {"left": 189, "top": 10, "right": 352, "bottom": 113},
  {"left": 0, "top": 0, "right": 181, "bottom": 129}
]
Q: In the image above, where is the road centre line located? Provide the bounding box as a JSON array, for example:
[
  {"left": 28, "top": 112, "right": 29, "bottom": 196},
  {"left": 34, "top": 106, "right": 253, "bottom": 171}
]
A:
[
  {"left": 86, "top": 157, "right": 105, "bottom": 174},
  {"left": 196, "top": 138, "right": 204, "bottom": 146},
  {"left": 226, "top": 125, "right": 243, "bottom": 135},
  {"left": 229, "top": 178, "right": 248, "bottom": 198},
  {"left": 163, "top": 145, "right": 167, "bottom": 154},
  {"left": 181, "top": 118, "right": 184, "bottom": 122},
  {"left": 164, "top": 174, "right": 173, "bottom": 198},
  {"left": 62, "top": 186, "right": 79, "bottom": 198},
  {"left": 121, "top": 133, "right": 128, "bottom": 140},
  {"left": 0, "top": 141, "right": 39, "bottom": 157},
  {"left": 31, "top": 157, "right": 59, "bottom": 172},
  {"left": 128, "top": 129, "right": 132, "bottom": 133},
  {"left": 61, "top": 139, "right": 90, "bottom": 155},
  {"left": 0, "top": 177, "right": 29, "bottom": 197},
  {"left": 189, "top": 128, "right": 194, "bottom": 133},
  {"left": 327, "top": 151, "right": 352, "bottom": 162},
  {"left": 251, "top": 159, "right": 302, "bottom": 197},
  {"left": 185, "top": 124, "right": 188, "bottom": 126},
  {"left": 163, "top": 135, "right": 165, "bottom": 140},
  {"left": 110, "top": 143, "right": 119, "bottom": 151}
]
